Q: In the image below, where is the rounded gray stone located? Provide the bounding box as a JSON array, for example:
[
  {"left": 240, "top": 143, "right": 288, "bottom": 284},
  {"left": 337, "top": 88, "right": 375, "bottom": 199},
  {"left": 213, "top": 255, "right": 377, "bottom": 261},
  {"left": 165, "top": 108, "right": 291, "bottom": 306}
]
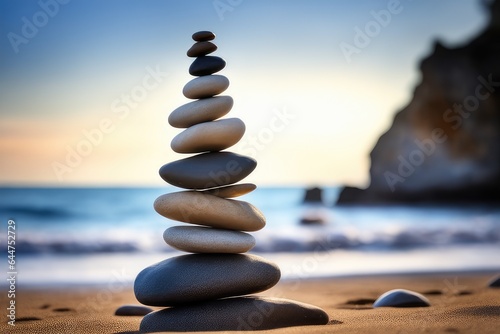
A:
[
  {"left": 154, "top": 191, "right": 265, "bottom": 231},
  {"left": 183, "top": 75, "right": 229, "bottom": 99},
  {"left": 159, "top": 152, "right": 257, "bottom": 189},
  {"left": 140, "top": 296, "right": 329, "bottom": 332},
  {"left": 163, "top": 226, "right": 255, "bottom": 253},
  {"left": 168, "top": 96, "right": 233, "bottom": 128},
  {"left": 187, "top": 41, "right": 217, "bottom": 57},
  {"left": 189, "top": 56, "right": 226, "bottom": 76},
  {"left": 373, "top": 289, "right": 430, "bottom": 308},
  {"left": 192, "top": 31, "right": 215, "bottom": 42},
  {"left": 114, "top": 304, "right": 153, "bottom": 316},
  {"left": 171, "top": 118, "right": 245, "bottom": 154},
  {"left": 134, "top": 254, "right": 280, "bottom": 306}
]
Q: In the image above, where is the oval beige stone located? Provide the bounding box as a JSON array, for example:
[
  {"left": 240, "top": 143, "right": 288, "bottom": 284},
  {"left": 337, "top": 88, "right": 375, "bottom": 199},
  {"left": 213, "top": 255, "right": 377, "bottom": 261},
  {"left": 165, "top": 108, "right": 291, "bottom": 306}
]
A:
[
  {"left": 171, "top": 118, "right": 245, "bottom": 153},
  {"left": 168, "top": 96, "right": 233, "bottom": 128},
  {"left": 183, "top": 75, "right": 229, "bottom": 99},
  {"left": 154, "top": 191, "right": 266, "bottom": 232},
  {"left": 202, "top": 183, "right": 256, "bottom": 198},
  {"left": 163, "top": 226, "right": 255, "bottom": 253}
]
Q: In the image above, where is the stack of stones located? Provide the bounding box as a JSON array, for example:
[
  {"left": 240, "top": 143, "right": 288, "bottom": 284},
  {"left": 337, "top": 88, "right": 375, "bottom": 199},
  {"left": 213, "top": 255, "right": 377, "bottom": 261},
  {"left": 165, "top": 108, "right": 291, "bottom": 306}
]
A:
[{"left": 134, "top": 31, "right": 329, "bottom": 332}]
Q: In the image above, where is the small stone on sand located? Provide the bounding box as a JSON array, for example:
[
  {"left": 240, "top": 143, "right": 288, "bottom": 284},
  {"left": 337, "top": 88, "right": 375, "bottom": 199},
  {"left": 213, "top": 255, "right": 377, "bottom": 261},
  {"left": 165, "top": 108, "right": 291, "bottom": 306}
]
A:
[
  {"left": 114, "top": 304, "right": 153, "bottom": 316},
  {"left": 373, "top": 289, "right": 430, "bottom": 308}
]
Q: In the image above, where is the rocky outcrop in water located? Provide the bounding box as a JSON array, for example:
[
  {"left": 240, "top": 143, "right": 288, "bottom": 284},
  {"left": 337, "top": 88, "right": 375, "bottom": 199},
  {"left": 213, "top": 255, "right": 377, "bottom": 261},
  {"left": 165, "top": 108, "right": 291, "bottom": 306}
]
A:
[
  {"left": 337, "top": 1, "right": 500, "bottom": 205},
  {"left": 302, "top": 186, "right": 324, "bottom": 204}
]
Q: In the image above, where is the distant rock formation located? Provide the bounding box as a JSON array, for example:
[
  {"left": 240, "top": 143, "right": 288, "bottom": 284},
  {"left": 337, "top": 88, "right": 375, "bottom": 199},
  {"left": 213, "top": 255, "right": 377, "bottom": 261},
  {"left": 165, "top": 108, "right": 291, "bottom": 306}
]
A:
[
  {"left": 302, "top": 186, "right": 324, "bottom": 204},
  {"left": 337, "top": 1, "right": 500, "bottom": 205}
]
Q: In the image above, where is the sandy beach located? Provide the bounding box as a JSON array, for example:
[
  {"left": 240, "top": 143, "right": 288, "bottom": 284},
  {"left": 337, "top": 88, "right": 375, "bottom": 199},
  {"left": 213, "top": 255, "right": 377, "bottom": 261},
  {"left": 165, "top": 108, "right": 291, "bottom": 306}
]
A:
[{"left": 5, "top": 271, "right": 499, "bottom": 333}]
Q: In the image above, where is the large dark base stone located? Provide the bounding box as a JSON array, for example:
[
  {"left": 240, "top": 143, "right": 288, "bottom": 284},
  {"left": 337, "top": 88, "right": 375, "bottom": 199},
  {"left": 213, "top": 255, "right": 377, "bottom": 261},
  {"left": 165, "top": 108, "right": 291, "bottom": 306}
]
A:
[
  {"left": 134, "top": 254, "right": 280, "bottom": 307},
  {"left": 139, "top": 296, "right": 329, "bottom": 332}
]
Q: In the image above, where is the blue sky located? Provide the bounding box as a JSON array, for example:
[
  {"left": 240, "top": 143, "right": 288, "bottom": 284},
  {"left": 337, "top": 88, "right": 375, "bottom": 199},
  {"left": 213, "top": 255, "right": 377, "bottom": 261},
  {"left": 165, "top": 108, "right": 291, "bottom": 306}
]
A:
[{"left": 0, "top": 0, "right": 488, "bottom": 186}]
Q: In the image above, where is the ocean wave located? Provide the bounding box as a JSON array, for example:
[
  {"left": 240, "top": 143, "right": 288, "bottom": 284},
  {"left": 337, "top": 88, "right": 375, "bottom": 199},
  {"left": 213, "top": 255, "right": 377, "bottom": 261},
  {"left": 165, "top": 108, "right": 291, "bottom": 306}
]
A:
[
  {"left": 14, "top": 226, "right": 500, "bottom": 255},
  {"left": 0, "top": 205, "right": 72, "bottom": 218},
  {"left": 16, "top": 240, "right": 150, "bottom": 255},
  {"left": 255, "top": 227, "right": 500, "bottom": 252}
]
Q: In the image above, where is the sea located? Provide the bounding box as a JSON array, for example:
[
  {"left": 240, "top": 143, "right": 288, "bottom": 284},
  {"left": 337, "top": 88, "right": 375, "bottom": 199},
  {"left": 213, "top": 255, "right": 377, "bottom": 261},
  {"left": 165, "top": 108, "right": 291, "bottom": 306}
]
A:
[{"left": 1, "top": 186, "right": 499, "bottom": 287}]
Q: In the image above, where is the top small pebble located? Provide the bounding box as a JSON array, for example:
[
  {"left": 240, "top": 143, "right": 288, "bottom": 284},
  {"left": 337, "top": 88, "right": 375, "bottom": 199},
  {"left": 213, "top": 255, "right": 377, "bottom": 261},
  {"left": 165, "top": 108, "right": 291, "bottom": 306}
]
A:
[{"left": 192, "top": 31, "right": 215, "bottom": 42}]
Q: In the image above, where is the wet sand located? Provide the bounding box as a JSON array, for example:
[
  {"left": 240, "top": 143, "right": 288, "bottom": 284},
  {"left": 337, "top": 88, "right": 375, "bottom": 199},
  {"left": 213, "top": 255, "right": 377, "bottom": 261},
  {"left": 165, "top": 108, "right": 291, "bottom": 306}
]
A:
[{"left": 6, "top": 271, "right": 500, "bottom": 333}]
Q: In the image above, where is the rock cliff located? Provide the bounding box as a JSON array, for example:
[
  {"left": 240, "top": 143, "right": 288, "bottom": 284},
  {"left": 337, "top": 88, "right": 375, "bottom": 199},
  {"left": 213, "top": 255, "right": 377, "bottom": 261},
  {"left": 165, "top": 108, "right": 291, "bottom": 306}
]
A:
[{"left": 337, "top": 1, "right": 500, "bottom": 205}]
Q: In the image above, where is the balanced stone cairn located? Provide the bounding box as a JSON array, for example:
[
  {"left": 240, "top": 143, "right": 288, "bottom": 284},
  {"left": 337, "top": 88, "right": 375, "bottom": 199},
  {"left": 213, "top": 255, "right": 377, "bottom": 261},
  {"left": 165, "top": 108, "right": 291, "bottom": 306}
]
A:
[{"left": 134, "top": 31, "right": 329, "bottom": 332}]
